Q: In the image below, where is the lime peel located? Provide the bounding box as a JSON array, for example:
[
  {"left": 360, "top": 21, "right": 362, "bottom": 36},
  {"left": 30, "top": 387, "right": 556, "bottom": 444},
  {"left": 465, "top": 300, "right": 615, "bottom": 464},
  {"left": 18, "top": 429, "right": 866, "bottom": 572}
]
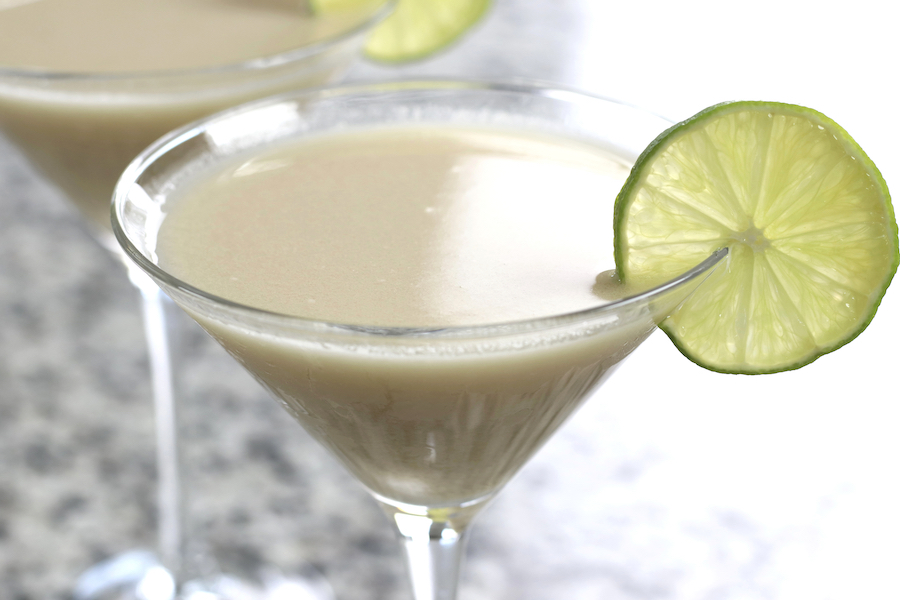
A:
[{"left": 614, "top": 101, "right": 898, "bottom": 374}]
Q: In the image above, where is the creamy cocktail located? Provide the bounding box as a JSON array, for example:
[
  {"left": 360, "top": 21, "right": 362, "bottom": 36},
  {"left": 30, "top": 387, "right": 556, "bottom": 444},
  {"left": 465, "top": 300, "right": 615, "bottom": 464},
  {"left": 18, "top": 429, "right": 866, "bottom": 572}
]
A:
[
  {"left": 0, "top": 0, "right": 390, "bottom": 245},
  {"left": 114, "top": 81, "right": 725, "bottom": 600},
  {"left": 157, "top": 125, "right": 652, "bottom": 506}
]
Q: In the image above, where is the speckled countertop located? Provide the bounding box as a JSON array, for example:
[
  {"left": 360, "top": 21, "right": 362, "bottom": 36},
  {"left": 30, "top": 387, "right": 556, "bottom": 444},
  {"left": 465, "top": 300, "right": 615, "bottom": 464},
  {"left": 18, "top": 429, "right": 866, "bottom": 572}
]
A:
[{"left": 2, "top": 1, "right": 899, "bottom": 599}]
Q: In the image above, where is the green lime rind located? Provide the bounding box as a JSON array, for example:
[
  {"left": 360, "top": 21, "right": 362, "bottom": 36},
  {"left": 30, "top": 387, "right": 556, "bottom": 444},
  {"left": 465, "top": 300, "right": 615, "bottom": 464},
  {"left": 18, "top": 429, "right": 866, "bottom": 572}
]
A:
[
  {"left": 614, "top": 101, "right": 898, "bottom": 374},
  {"left": 363, "top": 0, "right": 490, "bottom": 63}
]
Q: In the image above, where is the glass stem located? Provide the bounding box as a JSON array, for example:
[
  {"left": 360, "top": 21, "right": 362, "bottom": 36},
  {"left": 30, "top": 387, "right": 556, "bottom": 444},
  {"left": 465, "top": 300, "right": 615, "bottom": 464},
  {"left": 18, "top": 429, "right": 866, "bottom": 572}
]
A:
[
  {"left": 379, "top": 500, "right": 486, "bottom": 600},
  {"left": 400, "top": 516, "right": 468, "bottom": 600},
  {"left": 129, "top": 265, "right": 184, "bottom": 580}
]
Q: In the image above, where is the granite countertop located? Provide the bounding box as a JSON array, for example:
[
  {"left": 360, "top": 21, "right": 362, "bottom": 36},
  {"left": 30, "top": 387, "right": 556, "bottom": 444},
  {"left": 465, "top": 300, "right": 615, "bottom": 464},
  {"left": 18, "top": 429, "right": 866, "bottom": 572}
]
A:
[{"left": 2, "top": 1, "right": 899, "bottom": 599}]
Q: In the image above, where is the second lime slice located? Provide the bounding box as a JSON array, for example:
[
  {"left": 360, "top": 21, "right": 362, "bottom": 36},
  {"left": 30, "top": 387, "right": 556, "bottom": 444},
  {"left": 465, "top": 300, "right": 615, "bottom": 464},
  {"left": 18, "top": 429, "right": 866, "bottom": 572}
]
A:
[{"left": 363, "top": 0, "right": 490, "bottom": 62}]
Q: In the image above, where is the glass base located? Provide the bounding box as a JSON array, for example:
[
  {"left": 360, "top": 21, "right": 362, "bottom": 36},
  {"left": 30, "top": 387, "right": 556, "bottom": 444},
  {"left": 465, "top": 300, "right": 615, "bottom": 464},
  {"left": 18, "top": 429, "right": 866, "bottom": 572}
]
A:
[
  {"left": 73, "top": 551, "right": 334, "bottom": 600},
  {"left": 73, "top": 550, "right": 174, "bottom": 600}
]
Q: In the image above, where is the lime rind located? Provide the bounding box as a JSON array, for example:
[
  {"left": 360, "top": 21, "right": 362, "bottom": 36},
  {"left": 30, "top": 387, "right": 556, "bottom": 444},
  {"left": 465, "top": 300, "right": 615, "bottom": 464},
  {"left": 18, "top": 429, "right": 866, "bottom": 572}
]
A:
[{"left": 614, "top": 101, "right": 898, "bottom": 374}]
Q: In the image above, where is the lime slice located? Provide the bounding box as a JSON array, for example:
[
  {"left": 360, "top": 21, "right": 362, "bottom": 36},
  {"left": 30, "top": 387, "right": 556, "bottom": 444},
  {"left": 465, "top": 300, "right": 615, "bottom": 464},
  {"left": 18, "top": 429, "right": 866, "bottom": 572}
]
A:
[
  {"left": 363, "top": 0, "right": 490, "bottom": 62},
  {"left": 614, "top": 101, "right": 898, "bottom": 374}
]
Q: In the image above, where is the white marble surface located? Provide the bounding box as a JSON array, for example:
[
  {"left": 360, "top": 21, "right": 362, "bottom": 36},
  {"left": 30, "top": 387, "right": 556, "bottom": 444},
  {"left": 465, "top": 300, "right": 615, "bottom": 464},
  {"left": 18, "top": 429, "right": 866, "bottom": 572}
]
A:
[{"left": 2, "top": 0, "right": 899, "bottom": 598}]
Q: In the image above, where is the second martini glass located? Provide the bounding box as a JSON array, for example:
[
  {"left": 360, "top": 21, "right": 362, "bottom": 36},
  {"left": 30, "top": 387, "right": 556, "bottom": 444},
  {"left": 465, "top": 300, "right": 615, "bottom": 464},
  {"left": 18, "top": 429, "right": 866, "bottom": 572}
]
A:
[
  {"left": 0, "top": 1, "right": 393, "bottom": 596},
  {"left": 113, "top": 80, "right": 727, "bottom": 600}
]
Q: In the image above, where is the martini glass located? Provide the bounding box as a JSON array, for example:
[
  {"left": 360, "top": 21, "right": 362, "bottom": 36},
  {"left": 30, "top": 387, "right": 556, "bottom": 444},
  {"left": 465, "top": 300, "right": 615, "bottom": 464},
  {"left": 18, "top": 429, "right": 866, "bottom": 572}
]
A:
[
  {"left": 112, "top": 80, "right": 727, "bottom": 600},
  {"left": 0, "top": 1, "right": 393, "bottom": 597}
]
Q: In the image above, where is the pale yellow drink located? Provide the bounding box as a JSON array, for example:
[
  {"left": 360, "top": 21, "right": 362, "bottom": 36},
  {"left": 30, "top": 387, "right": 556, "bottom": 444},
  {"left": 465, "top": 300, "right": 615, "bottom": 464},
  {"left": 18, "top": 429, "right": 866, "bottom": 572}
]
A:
[
  {"left": 155, "top": 126, "right": 658, "bottom": 507},
  {"left": 0, "top": 0, "right": 387, "bottom": 241}
]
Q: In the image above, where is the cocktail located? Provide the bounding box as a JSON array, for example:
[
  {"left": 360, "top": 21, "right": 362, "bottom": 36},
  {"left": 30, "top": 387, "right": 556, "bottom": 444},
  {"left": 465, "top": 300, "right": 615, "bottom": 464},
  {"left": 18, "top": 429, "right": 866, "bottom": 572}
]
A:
[
  {"left": 0, "top": 0, "right": 393, "bottom": 595},
  {"left": 0, "top": 0, "right": 394, "bottom": 250},
  {"left": 112, "top": 80, "right": 727, "bottom": 600}
]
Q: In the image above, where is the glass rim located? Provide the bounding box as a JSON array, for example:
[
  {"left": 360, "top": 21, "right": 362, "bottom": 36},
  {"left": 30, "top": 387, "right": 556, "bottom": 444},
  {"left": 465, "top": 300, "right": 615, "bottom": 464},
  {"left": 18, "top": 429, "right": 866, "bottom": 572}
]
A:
[
  {"left": 113, "top": 78, "right": 728, "bottom": 341},
  {"left": 0, "top": 0, "right": 396, "bottom": 82}
]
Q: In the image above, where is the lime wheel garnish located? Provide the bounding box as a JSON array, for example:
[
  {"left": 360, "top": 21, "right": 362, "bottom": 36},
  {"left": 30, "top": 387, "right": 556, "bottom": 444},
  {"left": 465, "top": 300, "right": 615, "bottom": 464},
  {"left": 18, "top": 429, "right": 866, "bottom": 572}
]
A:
[{"left": 614, "top": 101, "right": 898, "bottom": 373}]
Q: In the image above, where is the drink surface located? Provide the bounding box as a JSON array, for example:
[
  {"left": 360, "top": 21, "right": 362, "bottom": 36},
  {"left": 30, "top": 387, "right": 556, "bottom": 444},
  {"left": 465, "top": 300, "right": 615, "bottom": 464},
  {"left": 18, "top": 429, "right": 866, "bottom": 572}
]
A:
[
  {"left": 0, "top": 0, "right": 369, "bottom": 73},
  {"left": 159, "top": 126, "right": 631, "bottom": 327},
  {"left": 155, "top": 126, "right": 656, "bottom": 506}
]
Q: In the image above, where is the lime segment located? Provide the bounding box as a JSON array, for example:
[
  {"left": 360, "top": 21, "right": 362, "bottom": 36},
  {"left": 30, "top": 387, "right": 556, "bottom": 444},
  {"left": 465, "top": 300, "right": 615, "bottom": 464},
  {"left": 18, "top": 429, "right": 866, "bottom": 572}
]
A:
[{"left": 614, "top": 101, "right": 898, "bottom": 374}]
